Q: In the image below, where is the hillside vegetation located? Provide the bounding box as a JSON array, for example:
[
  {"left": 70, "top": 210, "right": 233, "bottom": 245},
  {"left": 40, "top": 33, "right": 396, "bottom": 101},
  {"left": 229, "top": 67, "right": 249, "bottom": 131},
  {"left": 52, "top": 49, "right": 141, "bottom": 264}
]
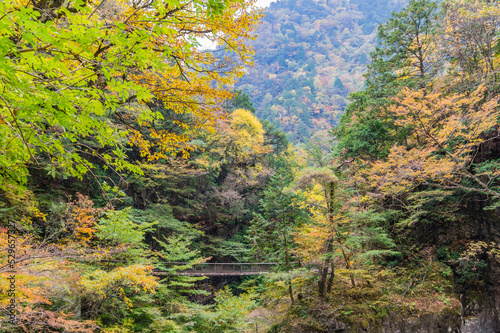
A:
[{"left": 236, "top": 0, "right": 406, "bottom": 142}]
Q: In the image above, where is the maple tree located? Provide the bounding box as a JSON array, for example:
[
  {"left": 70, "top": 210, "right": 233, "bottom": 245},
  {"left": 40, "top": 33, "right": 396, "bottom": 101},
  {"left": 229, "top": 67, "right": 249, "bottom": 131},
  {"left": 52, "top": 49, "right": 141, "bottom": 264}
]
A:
[
  {"left": 364, "top": 86, "right": 499, "bottom": 201},
  {"left": 291, "top": 154, "right": 398, "bottom": 299},
  {"left": 0, "top": 193, "right": 162, "bottom": 331},
  {"left": 346, "top": 0, "right": 500, "bottom": 217},
  {"left": 319, "top": 0, "right": 500, "bottom": 326},
  {"left": 0, "top": 0, "right": 261, "bottom": 193},
  {"left": 293, "top": 166, "right": 340, "bottom": 297},
  {"left": 335, "top": 0, "right": 500, "bottom": 215}
]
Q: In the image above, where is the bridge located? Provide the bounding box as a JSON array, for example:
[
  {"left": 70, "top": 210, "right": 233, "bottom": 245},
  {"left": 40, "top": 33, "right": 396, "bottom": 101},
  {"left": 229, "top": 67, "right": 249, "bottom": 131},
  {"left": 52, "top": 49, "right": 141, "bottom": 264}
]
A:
[{"left": 154, "top": 262, "right": 280, "bottom": 276}]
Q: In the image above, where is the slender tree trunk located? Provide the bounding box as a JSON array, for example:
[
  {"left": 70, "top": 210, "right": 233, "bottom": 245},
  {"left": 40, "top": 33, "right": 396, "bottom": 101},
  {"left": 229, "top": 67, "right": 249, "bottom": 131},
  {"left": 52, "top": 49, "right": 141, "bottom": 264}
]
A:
[
  {"left": 341, "top": 247, "right": 355, "bottom": 287},
  {"left": 326, "top": 259, "right": 335, "bottom": 293},
  {"left": 320, "top": 182, "right": 337, "bottom": 296},
  {"left": 318, "top": 263, "right": 329, "bottom": 298},
  {"left": 318, "top": 238, "right": 332, "bottom": 298},
  {"left": 283, "top": 232, "right": 294, "bottom": 305}
]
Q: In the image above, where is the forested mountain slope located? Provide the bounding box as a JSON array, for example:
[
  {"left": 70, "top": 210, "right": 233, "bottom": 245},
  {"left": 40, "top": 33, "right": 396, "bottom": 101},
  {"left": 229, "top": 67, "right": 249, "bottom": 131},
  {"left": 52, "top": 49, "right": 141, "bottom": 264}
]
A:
[{"left": 236, "top": 0, "right": 406, "bottom": 142}]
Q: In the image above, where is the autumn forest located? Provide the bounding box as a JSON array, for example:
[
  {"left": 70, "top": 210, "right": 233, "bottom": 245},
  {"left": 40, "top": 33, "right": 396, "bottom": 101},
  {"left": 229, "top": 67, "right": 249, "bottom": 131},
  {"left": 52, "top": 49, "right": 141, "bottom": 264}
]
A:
[{"left": 1, "top": 0, "right": 500, "bottom": 332}]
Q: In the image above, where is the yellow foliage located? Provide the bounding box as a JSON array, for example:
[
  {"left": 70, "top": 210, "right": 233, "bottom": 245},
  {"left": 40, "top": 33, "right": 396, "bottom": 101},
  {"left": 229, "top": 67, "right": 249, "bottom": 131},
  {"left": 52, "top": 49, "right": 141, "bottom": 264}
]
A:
[
  {"left": 61, "top": 194, "right": 108, "bottom": 245},
  {"left": 229, "top": 109, "right": 267, "bottom": 158},
  {"left": 80, "top": 264, "right": 158, "bottom": 301},
  {"left": 0, "top": 233, "right": 79, "bottom": 308},
  {"left": 0, "top": 185, "right": 45, "bottom": 227},
  {"left": 197, "top": 108, "right": 272, "bottom": 174},
  {"left": 440, "top": 0, "right": 500, "bottom": 85}
]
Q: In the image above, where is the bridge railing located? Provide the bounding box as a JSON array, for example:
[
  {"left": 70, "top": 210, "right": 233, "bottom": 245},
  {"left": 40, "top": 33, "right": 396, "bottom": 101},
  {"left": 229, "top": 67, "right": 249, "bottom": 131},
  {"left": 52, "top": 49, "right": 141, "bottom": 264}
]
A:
[{"left": 160, "top": 262, "right": 280, "bottom": 275}]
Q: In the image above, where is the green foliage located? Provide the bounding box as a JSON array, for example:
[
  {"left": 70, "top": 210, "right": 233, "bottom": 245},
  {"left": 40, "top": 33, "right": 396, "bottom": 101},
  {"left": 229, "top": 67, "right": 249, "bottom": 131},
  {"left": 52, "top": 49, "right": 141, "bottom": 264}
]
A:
[
  {"left": 247, "top": 168, "right": 308, "bottom": 263},
  {"left": 263, "top": 120, "right": 290, "bottom": 157},
  {"left": 185, "top": 286, "right": 258, "bottom": 333},
  {"left": 0, "top": 0, "right": 260, "bottom": 194},
  {"left": 216, "top": 236, "right": 252, "bottom": 262},
  {"left": 155, "top": 235, "right": 202, "bottom": 266},
  {"left": 132, "top": 204, "right": 203, "bottom": 243},
  {"left": 334, "top": 0, "right": 439, "bottom": 159},
  {"left": 228, "top": 90, "right": 256, "bottom": 114},
  {"left": 437, "top": 244, "right": 488, "bottom": 287},
  {"left": 97, "top": 208, "right": 157, "bottom": 247},
  {"left": 6, "top": 0, "right": 500, "bottom": 331},
  {"left": 334, "top": 77, "right": 345, "bottom": 92}
]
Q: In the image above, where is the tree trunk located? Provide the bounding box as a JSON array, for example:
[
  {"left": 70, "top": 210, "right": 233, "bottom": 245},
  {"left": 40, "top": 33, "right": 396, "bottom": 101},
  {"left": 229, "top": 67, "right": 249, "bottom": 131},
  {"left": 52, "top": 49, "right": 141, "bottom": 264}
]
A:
[
  {"left": 321, "top": 182, "right": 337, "bottom": 296},
  {"left": 318, "top": 238, "right": 332, "bottom": 298},
  {"left": 318, "top": 263, "right": 329, "bottom": 298},
  {"left": 283, "top": 233, "right": 294, "bottom": 305},
  {"left": 326, "top": 259, "right": 335, "bottom": 293},
  {"left": 341, "top": 247, "right": 355, "bottom": 287}
]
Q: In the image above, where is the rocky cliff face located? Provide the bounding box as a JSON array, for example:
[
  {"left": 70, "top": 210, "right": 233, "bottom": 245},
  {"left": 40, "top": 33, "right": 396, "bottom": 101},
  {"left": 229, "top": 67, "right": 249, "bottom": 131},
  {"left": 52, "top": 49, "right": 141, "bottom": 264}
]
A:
[
  {"left": 458, "top": 208, "right": 500, "bottom": 333},
  {"left": 281, "top": 299, "right": 498, "bottom": 333},
  {"left": 285, "top": 311, "right": 462, "bottom": 333}
]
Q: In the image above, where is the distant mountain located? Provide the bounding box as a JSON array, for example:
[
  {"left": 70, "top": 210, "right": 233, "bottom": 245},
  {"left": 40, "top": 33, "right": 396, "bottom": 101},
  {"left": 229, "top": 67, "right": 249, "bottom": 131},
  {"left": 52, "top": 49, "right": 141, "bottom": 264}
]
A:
[{"left": 236, "top": 0, "right": 407, "bottom": 142}]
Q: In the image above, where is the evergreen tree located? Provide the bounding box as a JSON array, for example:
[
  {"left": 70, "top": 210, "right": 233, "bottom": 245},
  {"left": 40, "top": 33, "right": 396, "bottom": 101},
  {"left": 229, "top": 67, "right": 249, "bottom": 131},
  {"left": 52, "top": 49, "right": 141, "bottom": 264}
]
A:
[
  {"left": 247, "top": 166, "right": 308, "bottom": 304},
  {"left": 228, "top": 90, "right": 257, "bottom": 114},
  {"left": 334, "top": 0, "right": 439, "bottom": 159}
]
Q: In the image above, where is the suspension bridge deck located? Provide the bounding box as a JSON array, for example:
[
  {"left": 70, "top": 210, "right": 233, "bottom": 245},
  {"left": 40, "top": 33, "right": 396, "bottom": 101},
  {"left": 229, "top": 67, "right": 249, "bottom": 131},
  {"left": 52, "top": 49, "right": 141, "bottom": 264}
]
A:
[{"left": 154, "top": 262, "right": 278, "bottom": 276}]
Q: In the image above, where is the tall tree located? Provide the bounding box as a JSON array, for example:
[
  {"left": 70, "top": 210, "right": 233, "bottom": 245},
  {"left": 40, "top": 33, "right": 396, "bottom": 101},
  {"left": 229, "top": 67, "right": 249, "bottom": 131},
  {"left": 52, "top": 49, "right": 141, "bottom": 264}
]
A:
[
  {"left": 334, "top": 0, "right": 439, "bottom": 159},
  {"left": 0, "top": 0, "right": 261, "bottom": 193},
  {"left": 247, "top": 166, "right": 307, "bottom": 305}
]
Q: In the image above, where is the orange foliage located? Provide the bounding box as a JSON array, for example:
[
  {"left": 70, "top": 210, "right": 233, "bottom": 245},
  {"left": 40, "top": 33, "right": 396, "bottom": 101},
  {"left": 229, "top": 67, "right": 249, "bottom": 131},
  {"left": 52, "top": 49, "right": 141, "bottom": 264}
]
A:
[
  {"left": 63, "top": 193, "right": 109, "bottom": 245},
  {"left": 15, "top": 309, "right": 99, "bottom": 333},
  {"left": 360, "top": 85, "right": 500, "bottom": 199}
]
